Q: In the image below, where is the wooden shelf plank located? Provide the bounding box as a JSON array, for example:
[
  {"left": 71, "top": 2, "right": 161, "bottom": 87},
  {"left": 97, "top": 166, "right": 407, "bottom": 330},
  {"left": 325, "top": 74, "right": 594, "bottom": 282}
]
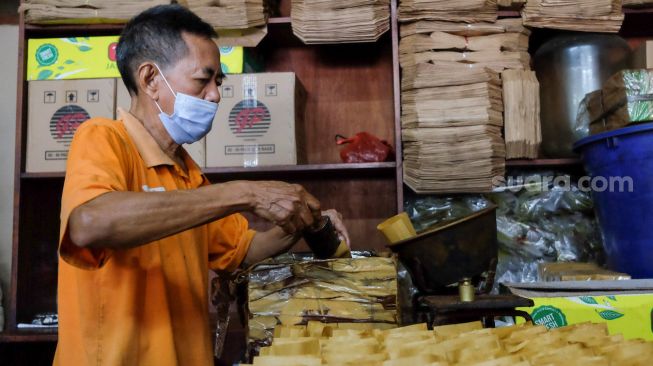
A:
[
  {"left": 497, "top": 10, "right": 522, "bottom": 17},
  {"left": 267, "top": 16, "right": 291, "bottom": 24},
  {"left": 20, "top": 162, "right": 397, "bottom": 179},
  {"left": 623, "top": 7, "right": 653, "bottom": 14},
  {"left": 0, "top": 330, "right": 58, "bottom": 343},
  {"left": 25, "top": 17, "right": 292, "bottom": 37},
  {"left": 506, "top": 158, "right": 582, "bottom": 167},
  {"left": 203, "top": 162, "right": 396, "bottom": 175}
]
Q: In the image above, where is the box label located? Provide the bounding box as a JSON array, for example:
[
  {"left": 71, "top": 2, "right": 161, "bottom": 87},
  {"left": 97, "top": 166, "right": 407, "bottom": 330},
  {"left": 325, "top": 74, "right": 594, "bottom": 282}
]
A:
[
  {"left": 519, "top": 294, "right": 653, "bottom": 340},
  {"left": 225, "top": 144, "right": 275, "bottom": 155},
  {"left": 28, "top": 37, "right": 243, "bottom": 80}
]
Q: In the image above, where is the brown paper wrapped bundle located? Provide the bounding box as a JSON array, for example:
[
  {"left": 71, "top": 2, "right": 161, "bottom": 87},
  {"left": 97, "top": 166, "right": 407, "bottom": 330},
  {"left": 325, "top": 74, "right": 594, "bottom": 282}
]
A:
[{"left": 502, "top": 69, "right": 542, "bottom": 159}]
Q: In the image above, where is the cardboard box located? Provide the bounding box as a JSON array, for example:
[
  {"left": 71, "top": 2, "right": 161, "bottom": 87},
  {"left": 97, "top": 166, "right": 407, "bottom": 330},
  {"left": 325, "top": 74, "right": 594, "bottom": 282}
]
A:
[
  {"left": 115, "top": 78, "right": 131, "bottom": 115},
  {"left": 27, "top": 79, "right": 116, "bottom": 172},
  {"left": 27, "top": 36, "right": 121, "bottom": 81},
  {"left": 115, "top": 79, "right": 205, "bottom": 167},
  {"left": 218, "top": 45, "right": 244, "bottom": 74},
  {"left": 206, "top": 72, "right": 306, "bottom": 167},
  {"left": 634, "top": 40, "right": 653, "bottom": 69},
  {"left": 506, "top": 280, "right": 653, "bottom": 340},
  {"left": 28, "top": 36, "right": 244, "bottom": 81}
]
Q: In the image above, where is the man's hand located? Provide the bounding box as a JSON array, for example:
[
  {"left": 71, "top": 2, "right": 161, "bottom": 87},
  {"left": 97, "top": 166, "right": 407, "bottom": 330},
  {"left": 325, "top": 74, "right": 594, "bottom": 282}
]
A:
[
  {"left": 247, "top": 181, "right": 321, "bottom": 235},
  {"left": 321, "top": 209, "right": 351, "bottom": 248}
]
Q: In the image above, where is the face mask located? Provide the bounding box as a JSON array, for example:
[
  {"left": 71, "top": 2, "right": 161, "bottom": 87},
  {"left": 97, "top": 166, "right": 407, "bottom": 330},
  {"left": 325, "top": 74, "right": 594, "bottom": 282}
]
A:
[{"left": 153, "top": 64, "right": 218, "bottom": 145}]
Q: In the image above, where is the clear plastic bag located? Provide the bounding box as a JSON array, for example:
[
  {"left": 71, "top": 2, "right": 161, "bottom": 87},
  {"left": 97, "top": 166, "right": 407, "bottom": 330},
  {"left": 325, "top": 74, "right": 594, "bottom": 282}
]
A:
[
  {"left": 404, "top": 195, "right": 492, "bottom": 233},
  {"left": 489, "top": 172, "right": 604, "bottom": 291}
]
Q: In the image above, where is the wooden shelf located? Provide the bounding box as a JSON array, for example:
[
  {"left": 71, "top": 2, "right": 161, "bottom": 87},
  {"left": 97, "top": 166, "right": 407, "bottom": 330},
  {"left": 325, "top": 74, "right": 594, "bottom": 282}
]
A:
[
  {"left": 20, "top": 162, "right": 397, "bottom": 180},
  {"left": 25, "top": 17, "right": 293, "bottom": 37},
  {"left": 0, "top": 330, "right": 58, "bottom": 343},
  {"left": 506, "top": 158, "right": 583, "bottom": 167},
  {"left": 623, "top": 7, "right": 653, "bottom": 14},
  {"left": 497, "top": 10, "right": 521, "bottom": 18},
  {"left": 267, "top": 16, "right": 291, "bottom": 24}
]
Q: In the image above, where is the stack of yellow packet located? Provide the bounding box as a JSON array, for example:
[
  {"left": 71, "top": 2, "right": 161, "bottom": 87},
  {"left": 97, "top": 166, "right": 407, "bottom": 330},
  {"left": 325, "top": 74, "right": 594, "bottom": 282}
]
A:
[{"left": 246, "top": 320, "right": 653, "bottom": 365}]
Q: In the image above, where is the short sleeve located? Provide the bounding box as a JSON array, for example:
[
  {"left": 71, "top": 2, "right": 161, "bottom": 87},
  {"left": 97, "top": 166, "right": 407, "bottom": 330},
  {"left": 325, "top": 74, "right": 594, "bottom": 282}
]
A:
[
  {"left": 207, "top": 213, "right": 255, "bottom": 272},
  {"left": 59, "top": 119, "right": 132, "bottom": 270}
]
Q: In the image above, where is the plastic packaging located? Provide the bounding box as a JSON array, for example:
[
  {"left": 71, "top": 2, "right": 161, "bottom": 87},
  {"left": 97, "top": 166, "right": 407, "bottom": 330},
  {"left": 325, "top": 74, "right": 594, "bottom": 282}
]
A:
[
  {"left": 244, "top": 252, "right": 397, "bottom": 354},
  {"left": 335, "top": 132, "right": 395, "bottom": 163},
  {"left": 489, "top": 173, "right": 604, "bottom": 291},
  {"left": 404, "top": 195, "right": 491, "bottom": 233}
]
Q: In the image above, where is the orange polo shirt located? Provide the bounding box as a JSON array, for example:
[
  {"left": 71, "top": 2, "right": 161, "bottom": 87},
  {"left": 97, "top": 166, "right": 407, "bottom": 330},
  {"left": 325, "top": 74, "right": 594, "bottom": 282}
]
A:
[{"left": 54, "top": 108, "right": 255, "bottom": 366}]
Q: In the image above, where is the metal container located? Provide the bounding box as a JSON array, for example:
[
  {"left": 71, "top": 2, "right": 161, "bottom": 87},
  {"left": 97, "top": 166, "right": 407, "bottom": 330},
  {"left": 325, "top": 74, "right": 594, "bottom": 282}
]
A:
[
  {"left": 387, "top": 206, "right": 498, "bottom": 295},
  {"left": 534, "top": 33, "right": 632, "bottom": 157}
]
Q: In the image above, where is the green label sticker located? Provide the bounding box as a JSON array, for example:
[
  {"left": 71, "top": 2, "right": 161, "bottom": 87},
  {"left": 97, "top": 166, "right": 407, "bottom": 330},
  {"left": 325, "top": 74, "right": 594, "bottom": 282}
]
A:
[
  {"left": 36, "top": 44, "right": 58, "bottom": 67},
  {"left": 532, "top": 305, "right": 568, "bottom": 329},
  {"left": 219, "top": 46, "right": 234, "bottom": 55}
]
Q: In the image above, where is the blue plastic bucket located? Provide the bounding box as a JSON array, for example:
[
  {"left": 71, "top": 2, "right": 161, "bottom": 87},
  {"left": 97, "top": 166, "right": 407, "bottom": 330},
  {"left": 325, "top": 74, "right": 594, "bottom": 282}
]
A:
[{"left": 574, "top": 123, "right": 653, "bottom": 278}]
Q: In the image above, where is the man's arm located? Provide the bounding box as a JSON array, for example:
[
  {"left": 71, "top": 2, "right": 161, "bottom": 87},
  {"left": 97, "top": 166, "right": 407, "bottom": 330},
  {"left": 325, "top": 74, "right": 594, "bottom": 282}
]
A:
[
  {"left": 242, "top": 209, "right": 352, "bottom": 266},
  {"left": 68, "top": 180, "right": 320, "bottom": 250},
  {"left": 242, "top": 226, "right": 300, "bottom": 266}
]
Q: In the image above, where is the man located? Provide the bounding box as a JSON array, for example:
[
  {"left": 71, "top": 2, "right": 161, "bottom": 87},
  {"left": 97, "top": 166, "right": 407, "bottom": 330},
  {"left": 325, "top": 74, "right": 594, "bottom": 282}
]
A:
[{"left": 53, "top": 5, "right": 349, "bottom": 366}]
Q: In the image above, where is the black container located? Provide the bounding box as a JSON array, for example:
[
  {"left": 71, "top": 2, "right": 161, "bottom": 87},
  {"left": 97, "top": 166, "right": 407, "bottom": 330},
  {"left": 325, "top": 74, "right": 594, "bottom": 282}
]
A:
[
  {"left": 387, "top": 206, "right": 498, "bottom": 295},
  {"left": 303, "top": 216, "right": 341, "bottom": 259}
]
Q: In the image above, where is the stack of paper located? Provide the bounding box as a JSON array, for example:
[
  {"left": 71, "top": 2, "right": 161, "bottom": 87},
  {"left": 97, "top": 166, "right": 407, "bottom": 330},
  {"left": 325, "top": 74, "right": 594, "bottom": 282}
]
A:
[
  {"left": 20, "top": 0, "right": 170, "bottom": 23},
  {"left": 522, "top": 0, "right": 624, "bottom": 33},
  {"left": 182, "top": 0, "right": 267, "bottom": 29},
  {"left": 399, "top": 0, "right": 499, "bottom": 23},
  {"left": 401, "top": 64, "right": 506, "bottom": 193},
  {"left": 502, "top": 69, "right": 541, "bottom": 159},
  {"left": 399, "top": 18, "right": 531, "bottom": 72},
  {"left": 291, "top": 0, "right": 390, "bottom": 44}
]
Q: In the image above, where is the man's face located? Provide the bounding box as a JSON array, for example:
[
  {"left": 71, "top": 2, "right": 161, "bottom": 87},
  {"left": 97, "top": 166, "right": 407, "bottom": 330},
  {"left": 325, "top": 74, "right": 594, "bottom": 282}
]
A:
[{"left": 156, "top": 32, "right": 223, "bottom": 115}]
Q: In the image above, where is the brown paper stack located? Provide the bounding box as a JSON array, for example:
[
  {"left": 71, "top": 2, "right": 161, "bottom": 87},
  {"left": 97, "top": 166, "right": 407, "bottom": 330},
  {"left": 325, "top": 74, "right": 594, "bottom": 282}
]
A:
[
  {"left": 522, "top": 0, "right": 625, "bottom": 33},
  {"left": 291, "top": 0, "right": 390, "bottom": 44},
  {"left": 181, "top": 0, "right": 267, "bottom": 29},
  {"left": 399, "top": 0, "right": 499, "bottom": 23},
  {"left": 399, "top": 19, "right": 530, "bottom": 72},
  {"left": 401, "top": 64, "right": 505, "bottom": 193},
  {"left": 20, "top": 0, "right": 170, "bottom": 24},
  {"left": 502, "top": 69, "right": 541, "bottom": 159}
]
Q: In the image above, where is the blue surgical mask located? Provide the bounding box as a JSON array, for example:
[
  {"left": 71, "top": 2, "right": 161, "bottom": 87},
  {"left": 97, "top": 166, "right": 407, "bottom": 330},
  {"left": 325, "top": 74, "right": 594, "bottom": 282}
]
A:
[{"left": 153, "top": 64, "right": 218, "bottom": 145}]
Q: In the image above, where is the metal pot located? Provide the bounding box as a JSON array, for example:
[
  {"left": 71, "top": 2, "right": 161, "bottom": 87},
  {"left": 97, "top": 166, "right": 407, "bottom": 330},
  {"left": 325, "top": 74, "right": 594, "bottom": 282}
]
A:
[{"left": 534, "top": 33, "right": 632, "bottom": 157}]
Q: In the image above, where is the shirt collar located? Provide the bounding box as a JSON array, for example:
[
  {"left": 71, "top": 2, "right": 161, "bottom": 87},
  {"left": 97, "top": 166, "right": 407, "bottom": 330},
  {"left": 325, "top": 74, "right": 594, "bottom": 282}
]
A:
[{"left": 118, "top": 107, "right": 176, "bottom": 168}]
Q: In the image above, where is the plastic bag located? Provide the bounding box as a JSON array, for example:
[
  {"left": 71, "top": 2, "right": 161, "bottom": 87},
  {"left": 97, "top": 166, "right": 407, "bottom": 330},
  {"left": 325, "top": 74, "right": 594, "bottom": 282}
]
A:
[
  {"left": 404, "top": 195, "right": 491, "bottom": 233},
  {"left": 489, "top": 172, "right": 604, "bottom": 292},
  {"left": 335, "top": 132, "right": 395, "bottom": 163}
]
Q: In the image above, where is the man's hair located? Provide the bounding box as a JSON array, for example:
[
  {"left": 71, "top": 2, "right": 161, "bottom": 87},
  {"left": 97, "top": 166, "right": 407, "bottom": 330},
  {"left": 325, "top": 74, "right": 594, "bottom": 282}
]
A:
[{"left": 116, "top": 4, "right": 217, "bottom": 96}]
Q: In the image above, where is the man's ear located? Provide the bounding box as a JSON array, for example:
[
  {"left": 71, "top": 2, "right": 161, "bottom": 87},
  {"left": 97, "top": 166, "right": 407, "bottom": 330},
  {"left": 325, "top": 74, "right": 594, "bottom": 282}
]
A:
[{"left": 137, "top": 62, "right": 159, "bottom": 101}]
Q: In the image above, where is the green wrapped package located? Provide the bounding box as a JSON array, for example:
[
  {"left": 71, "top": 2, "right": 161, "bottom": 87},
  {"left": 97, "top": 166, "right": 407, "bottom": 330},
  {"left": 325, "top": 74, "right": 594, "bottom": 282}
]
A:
[{"left": 594, "top": 69, "right": 653, "bottom": 133}]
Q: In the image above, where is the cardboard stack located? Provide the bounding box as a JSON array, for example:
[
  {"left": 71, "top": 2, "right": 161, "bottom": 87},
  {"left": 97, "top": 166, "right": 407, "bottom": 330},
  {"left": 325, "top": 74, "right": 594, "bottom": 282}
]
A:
[
  {"left": 399, "top": 18, "right": 531, "bottom": 72},
  {"left": 399, "top": 17, "right": 540, "bottom": 193},
  {"left": 182, "top": 0, "right": 267, "bottom": 29},
  {"left": 399, "top": 0, "right": 499, "bottom": 23},
  {"left": 522, "top": 0, "right": 624, "bottom": 33},
  {"left": 502, "top": 69, "right": 541, "bottom": 159},
  {"left": 401, "top": 65, "right": 505, "bottom": 193},
  {"left": 20, "top": 0, "right": 170, "bottom": 24},
  {"left": 291, "top": 0, "right": 390, "bottom": 44}
]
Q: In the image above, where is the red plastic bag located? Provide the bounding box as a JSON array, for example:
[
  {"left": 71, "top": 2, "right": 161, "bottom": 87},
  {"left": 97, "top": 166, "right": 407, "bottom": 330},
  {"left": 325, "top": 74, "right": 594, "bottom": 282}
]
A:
[{"left": 335, "top": 132, "right": 395, "bottom": 163}]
